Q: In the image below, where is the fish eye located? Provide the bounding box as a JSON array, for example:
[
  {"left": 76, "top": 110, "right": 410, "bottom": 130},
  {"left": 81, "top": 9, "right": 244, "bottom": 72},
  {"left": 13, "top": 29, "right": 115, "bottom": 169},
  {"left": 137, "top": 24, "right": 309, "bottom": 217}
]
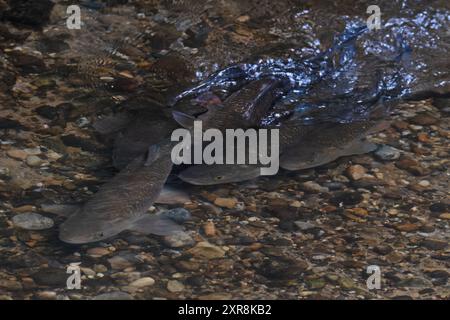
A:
[{"left": 215, "top": 176, "right": 223, "bottom": 180}]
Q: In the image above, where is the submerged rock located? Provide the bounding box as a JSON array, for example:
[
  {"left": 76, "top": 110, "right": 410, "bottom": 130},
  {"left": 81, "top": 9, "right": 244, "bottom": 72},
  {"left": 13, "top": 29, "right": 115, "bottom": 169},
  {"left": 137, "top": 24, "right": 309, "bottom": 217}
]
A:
[
  {"left": 375, "top": 145, "right": 401, "bottom": 161},
  {"left": 12, "top": 213, "right": 54, "bottom": 230},
  {"left": 2, "top": 0, "right": 55, "bottom": 29},
  {"left": 187, "top": 241, "right": 226, "bottom": 259},
  {"left": 129, "top": 277, "right": 155, "bottom": 288},
  {"left": 93, "top": 291, "right": 134, "bottom": 300},
  {"left": 161, "top": 208, "right": 192, "bottom": 224},
  {"left": 163, "top": 231, "right": 195, "bottom": 248}
]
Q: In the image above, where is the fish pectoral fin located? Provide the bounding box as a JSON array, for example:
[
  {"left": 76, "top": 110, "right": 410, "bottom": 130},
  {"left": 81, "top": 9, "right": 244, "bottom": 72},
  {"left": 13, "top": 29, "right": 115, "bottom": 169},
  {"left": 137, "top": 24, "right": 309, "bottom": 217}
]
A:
[
  {"left": 129, "top": 214, "right": 183, "bottom": 236},
  {"left": 172, "top": 110, "right": 195, "bottom": 129},
  {"left": 343, "top": 139, "right": 377, "bottom": 156},
  {"left": 155, "top": 186, "right": 190, "bottom": 204}
]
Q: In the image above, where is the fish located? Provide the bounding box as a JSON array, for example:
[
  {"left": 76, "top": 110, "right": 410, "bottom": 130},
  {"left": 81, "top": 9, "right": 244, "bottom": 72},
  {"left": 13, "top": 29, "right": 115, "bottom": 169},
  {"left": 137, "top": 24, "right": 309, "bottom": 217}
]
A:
[
  {"left": 178, "top": 164, "right": 262, "bottom": 185},
  {"left": 43, "top": 185, "right": 190, "bottom": 216},
  {"left": 173, "top": 78, "right": 284, "bottom": 130},
  {"left": 59, "top": 78, "right": 281, "bottom": 243},
  {"left": 178, "top": 120, "right": 314, "bottom": 185},
  {"left": 174, "top": 79, "right": 289, "bottom": 185},
  {"left": 177, "top": 107, "right": 389, "bottom": 184},
  {"left": 279, "top": 120, "right": 385, "bottom": 171},
  {"left": 112, "top": 112, "right": 179, "bottom": 169},
  {"left": 92, "top": 112, "right": 133, "bottom": 135},
  {"left": 59, "top": 142, "right": 178, "bottom": 244}
]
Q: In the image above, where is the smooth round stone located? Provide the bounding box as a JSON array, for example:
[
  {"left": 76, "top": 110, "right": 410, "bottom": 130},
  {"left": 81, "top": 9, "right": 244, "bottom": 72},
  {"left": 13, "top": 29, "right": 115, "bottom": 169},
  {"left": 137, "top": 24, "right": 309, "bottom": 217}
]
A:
[
  {"left": 167, "top": 280, "right": 184, "bottom": 293},
  {"left": 161, "top": 208, "right": 192, "bottom": 223},
  {"left": 12, "top": 213, "right": 54, "bottom": 230},
  {"left": 163, "top": 231, "right": 195, "bottom": 248},
  {"left": 26, "top": 155, "right": 44, "bottom": 167},
  {"left": 129, "top": 277, "right": 155, "bottom": 288},
  {"left": 93, "top": 292, "right": 134, "bottom": 300},
  {"left": 374, "top": 145, "right": 401, "bottom": 161}
]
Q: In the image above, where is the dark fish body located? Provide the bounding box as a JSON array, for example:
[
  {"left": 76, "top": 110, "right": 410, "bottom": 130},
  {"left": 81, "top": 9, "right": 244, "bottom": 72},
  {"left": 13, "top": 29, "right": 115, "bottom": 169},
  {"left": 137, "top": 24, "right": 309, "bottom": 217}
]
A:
[
  {"left": 59, "top": 141, "right": 176, "bottom": 244},
  {"left": 113, "top": 114, "right": 178, "bottom": 169},
  {"left": 60, "top": 78, "right": 281, "bottom": 243},
  {"left": 202, "top": 78, "right": 283, "bottom": 130},
  {"left": 178, "top": 117, "right": 385, "bottom": 185},
  {"left": 280, "top": 120, "right": 382, "bottom": 171},
  {"left": 178, "top": 119, "right": 314, "bottom": 185}
]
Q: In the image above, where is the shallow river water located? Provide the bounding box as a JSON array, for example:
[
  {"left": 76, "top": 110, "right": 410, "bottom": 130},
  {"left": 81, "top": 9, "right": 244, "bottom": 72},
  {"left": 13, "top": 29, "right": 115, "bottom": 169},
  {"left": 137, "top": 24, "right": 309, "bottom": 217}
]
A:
[{"left": 0, "top": 0, "right": 449, "bottom": 300}]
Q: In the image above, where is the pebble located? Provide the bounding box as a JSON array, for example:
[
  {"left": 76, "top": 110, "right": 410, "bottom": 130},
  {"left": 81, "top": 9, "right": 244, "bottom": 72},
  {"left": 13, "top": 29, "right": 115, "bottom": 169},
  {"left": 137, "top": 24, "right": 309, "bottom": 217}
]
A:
[
  {"left": 329, "top": 191, "right": 363, "bottom": 206},
  {"left": 300, "top": 181, "right": 329, "bottom": 193},
  {"left": 87, "top": 247, "right": 111, "bottom": 258},
  {"left": 129, "top": 277, "right": 155, "bottom": 288},
  {"left": 429, "top": 203, "right": 449, "bottom": 213},
  {"left": 80, "top": 267, "right": 96, "bottom": 277},
  {"left": 198, "top": 293, "right": 232, "bottom": 300},
  {"left": 306, "top": 278, "right": 326, "bottom": 289},
  {"left": 396, "top": 156, "right": 430, "bottom": 176},
  {"left": 12, "top": 213, "right": 54, "bottom": 230},
  {"left": 36, "top": 291, "right": 57, "bottom": 300},
  {"left": 188, "top": 241, "right": 226, "bottom": 259},
  {"left": 420, "top": 239, "right": 448, "bottom": 250},
  {"left": 107, "top": 253, "right": 136, "bottom": 270},
  {"left": 397, "top": 277, "right": 433, "bottom": 288},
  {"left": 373, "top": 245, "right": 393, "bottom": 255},
  {"left": 6, "top": 149, "right": 28, "bottom": 160},
  {"left": 161, "top": 208, "right": 191, "bottom": 223},
  {"left": 163, "top": 231, "right": 195, "bottom": 248},
  {"left": 26, "top": 155, "right": 44, "bottom": 167},
  {"left": 294, "top": 221, "right": 315, "bottom": 231},
  {"left": 410, "top": 113, "right": 439, "bottom": 125},
  {"left": 338, "top": 277, "right": 358, "bottom": 291},
  {"left": 93, "top": 291, "right": 134, "bottom": 300},
  {"left": 418, "top": 180, "right": 430, "bottom": 187},
  {"left": 0, "top": 279, "right": 22, "bottom": 291},
  {"left": 346, "top": 165, "right": 366, "bottom": 180},
  {"left": 395, "top": 223, "right": 420, "bottom": 232},
  {"left": 31, "top": 268, "right": 67, "bottom": 286},
  {"left": 214, "top": 197, "right": 238, "bottom": 209},
  {"left": 167, "top": 280, "right": 184, "bottom": 293},
  {"left": 203, "top": 221, "right": 216, "bottom": 237},
  {"left": 374, "top": 145, "right": 401, "bottom": 161},
  {"left": 93, "top": 264, "right": 108, "bottom": 273}
]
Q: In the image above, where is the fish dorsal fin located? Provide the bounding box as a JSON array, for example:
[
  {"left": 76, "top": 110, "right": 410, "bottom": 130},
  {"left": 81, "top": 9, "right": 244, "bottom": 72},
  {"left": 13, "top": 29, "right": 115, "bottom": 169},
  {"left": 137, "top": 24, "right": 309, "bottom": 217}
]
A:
[{"left": 172, "top": 110, "right": 195, "bottom": 129}]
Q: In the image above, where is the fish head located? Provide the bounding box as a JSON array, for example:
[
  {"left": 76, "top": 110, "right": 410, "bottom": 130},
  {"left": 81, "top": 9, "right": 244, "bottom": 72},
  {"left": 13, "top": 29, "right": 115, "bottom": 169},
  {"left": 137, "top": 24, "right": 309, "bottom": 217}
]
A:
[
  {"left": 179, "top": 164, "right": 261, "bottom": 185},
  {"left": 59, "top": 208, "right": 128, "bottom": 244}
]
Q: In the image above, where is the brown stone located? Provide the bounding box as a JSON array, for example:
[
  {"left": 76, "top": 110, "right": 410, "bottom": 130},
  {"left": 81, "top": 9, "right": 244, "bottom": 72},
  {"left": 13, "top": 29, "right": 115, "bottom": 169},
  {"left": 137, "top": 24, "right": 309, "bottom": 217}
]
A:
[
  {"left": 410, "top": 113, "right": 439, "bottom": 126},
  {"left": 346, "top": 165, "right": 366, "bottom": 180}
]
